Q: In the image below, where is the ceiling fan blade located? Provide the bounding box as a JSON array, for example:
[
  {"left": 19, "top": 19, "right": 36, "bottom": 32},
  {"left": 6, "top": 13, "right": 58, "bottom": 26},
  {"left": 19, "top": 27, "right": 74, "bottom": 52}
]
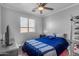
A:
[
  {"left": 36, "top": 3, "right": 40, "bottom": 6},
  {"left": 32, "top": 8, "right": 37, "bottom": 12},
  {"left": 41, "top": 3, "right": 47, "bottom": 7},
  {"left": 32, "top": 9, "right": 36, "bottom": 12},
  {"left": 44, "top": 7, "right": 54, "bottom": 10},
  {"left": 40, "top": 10, "right": 43, "bottom": 14}
]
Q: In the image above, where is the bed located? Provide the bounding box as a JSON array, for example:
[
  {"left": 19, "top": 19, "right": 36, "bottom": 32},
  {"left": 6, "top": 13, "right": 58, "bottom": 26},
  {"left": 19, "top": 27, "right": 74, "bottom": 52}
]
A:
[{"left": 22, "top": 35, "right": 69, "bottom": 56}]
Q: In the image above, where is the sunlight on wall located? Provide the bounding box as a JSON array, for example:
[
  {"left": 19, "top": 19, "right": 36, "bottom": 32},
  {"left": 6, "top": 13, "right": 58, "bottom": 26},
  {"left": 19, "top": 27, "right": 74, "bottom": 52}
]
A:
[
  {"left": 46, "top": 21, "right": 55, "bottom": 29},
  {"left": 44, "top": 20, "right": 57, "bottom": 34}
]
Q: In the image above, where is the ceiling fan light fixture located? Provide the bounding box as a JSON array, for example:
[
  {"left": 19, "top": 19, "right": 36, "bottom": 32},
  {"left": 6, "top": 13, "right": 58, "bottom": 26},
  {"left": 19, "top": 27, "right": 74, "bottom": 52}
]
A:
[
  {"left": 38, "top": 7, "right": 44, "bottom": 11},
  {"left": 32, "top": 3, "right": 54, "bottom": 14}
]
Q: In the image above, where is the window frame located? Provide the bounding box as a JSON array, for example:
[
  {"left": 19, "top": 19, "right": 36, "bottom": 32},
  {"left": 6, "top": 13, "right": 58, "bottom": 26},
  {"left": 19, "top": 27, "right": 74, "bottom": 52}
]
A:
[{"left": 20, "top": 17, "right": 35, "bottom": 33}]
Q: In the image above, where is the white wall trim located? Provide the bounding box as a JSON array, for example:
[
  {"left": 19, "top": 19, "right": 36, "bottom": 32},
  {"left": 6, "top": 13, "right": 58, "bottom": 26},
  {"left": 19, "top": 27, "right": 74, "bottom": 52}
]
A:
[
  {"left": 44, "top": 3, "right": 79, "bottom": 17},
  {"left": 0, "top": 4, "right": 42, "bottom": 18},
  {"left": 0, "top": 3, "right": 79, "bottom": 18}
]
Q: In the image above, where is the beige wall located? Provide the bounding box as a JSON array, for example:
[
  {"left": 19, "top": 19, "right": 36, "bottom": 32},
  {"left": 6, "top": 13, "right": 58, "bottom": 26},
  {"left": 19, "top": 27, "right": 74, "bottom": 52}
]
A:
[
  {"left": 1, "top": 6, "right": 43, "bottom": 46},
  {"left": 1, "top": 4, "right": 79, "bottom": 46},
  {"left": 43, "top": 4, "right": 79, "bottom": 40}
]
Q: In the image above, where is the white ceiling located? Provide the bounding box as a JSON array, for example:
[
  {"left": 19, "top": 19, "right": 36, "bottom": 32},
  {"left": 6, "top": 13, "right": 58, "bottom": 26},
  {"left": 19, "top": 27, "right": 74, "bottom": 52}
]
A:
[{"left": 0, "top": 3, "right": 77, "bottom": 17}]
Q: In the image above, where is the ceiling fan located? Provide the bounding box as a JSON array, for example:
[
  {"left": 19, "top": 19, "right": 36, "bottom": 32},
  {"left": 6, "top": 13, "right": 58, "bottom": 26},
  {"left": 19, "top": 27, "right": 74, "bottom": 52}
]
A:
[{"left": 32, "top": 3, "right": 54, "bottom": 14}]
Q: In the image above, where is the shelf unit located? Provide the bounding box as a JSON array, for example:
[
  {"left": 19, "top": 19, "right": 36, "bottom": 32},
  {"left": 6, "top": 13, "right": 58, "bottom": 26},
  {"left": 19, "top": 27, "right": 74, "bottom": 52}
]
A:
[{"left": 71, "top": 16, "right": 79, "bottom": 56}]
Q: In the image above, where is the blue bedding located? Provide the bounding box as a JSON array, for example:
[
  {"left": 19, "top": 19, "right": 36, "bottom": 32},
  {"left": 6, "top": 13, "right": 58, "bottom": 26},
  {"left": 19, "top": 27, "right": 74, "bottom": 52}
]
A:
[{"left": 22, "top": 36, "right": 69, "bottom": 56}]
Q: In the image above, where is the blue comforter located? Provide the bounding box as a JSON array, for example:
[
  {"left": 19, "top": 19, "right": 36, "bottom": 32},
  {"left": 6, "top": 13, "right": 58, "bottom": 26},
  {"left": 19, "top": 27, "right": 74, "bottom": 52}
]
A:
[{"left": 22, "top": 36, "right": 69, "bottom": 56}]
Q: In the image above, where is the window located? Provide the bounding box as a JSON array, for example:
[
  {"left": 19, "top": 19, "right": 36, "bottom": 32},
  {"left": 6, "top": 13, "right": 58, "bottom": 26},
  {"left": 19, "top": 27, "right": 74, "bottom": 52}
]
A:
[{"left": 20, "top": 17, "right": 35, "bottom": 33}]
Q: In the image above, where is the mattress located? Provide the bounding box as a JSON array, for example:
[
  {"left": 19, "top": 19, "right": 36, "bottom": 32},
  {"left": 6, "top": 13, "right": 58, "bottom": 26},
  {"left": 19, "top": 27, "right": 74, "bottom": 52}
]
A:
[{"left": 22, "top": 36, "right": 69, "bottom": 56}]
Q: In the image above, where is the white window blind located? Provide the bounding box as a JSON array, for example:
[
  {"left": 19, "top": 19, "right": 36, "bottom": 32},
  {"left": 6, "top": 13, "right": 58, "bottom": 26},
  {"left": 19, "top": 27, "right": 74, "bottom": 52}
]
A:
[{"left": 20, "top": 17, "right": 35, "bottom": 33}]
